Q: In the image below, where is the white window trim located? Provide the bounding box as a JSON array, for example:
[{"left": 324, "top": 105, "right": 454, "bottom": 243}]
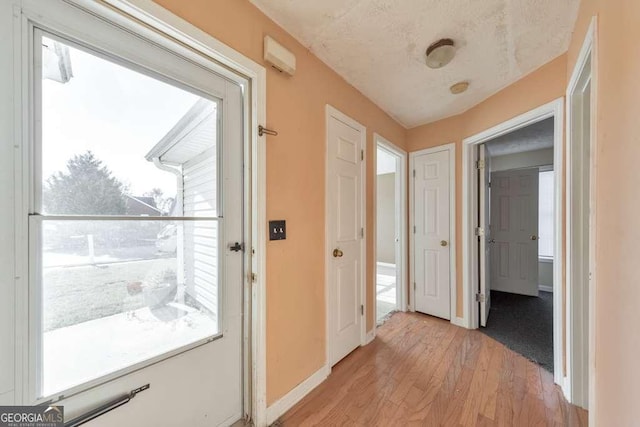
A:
[
  {"left": 538, "top": 168, "right": 555, "bottom": 259},
  {"left": 7, "top": 0, "right": 268, "bottom": 424}
]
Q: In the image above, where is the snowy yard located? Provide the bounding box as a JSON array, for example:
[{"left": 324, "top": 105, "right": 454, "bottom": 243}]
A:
[{"left": 43, "top": 255, "right": 176, "bottom": 331}]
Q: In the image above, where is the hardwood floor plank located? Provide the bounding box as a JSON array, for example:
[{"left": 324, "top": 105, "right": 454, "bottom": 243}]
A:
[{"left": 278, "top": 312, "right": 586, "bottom": 427}]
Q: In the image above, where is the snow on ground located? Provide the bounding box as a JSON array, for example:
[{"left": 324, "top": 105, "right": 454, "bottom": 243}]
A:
[{"left": 42, "top": 302, "right": 217, "bottom": 397}]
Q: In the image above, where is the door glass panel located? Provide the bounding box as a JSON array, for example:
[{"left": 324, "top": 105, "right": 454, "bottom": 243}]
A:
[{"left": 37, "top": 34, "right": 222, "bottom": 398}]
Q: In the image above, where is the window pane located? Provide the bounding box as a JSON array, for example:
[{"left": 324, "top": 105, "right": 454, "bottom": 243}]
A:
[
  {"left": 40, "top": 36, "right": 218, "bottom": 216},
  {"left": 40, "top": 219, "right": 219, "bottom": 397},
  {"left": 538, "top": 171, "right": 554, "bottom": 258}
]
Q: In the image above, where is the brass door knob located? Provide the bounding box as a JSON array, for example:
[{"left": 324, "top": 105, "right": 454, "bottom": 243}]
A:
[
  {"left": 530, "top": 235, "right": 538, "bottom": 241},
  {"left": 333, "top": 248, "right": 344, "bottom": 258},
  {"left": 440, "top": 240, "right": 448, "bottom": 247}
]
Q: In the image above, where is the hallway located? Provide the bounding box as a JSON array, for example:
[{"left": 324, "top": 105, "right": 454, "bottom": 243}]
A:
[{"left": 278, "top": 312, "right": 587, "bottom": 426}]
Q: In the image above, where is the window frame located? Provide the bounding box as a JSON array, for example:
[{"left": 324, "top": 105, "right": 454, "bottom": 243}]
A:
[
  {"left": 21, "top": 5, "right": 237, "bottom": 404},
  {"left": 538, "top": 166, "right": 555, "bottom": 260}
]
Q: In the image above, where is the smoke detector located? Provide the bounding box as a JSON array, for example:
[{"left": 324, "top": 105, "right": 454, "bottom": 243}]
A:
[{"left": 425, "top": 38, "right": 456, "bottom": 69}]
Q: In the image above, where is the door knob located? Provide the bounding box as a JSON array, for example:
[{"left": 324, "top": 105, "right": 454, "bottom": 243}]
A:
[
  {"left": 530, "top": 235, "right": 538, "bottom": 241},
  {"left": 333, "top": 248, "right": 344, "bottom": 258},
  {"left": 488, "top": 238, "right": 496, "bottom": 244},
  {"left": 440, "top": 240, "right": 448, "bottom": 247}
]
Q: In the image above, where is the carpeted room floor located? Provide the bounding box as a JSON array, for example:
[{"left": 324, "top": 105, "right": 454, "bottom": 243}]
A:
[{"left": 480, "top": 290, "right": 554, "bottom": 373}]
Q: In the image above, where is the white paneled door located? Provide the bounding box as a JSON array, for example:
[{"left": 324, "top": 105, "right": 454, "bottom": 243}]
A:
[
  {"left": 479, "top": 145, "right": 492, "bottom": 326},
  {"left": 413, "top": 149, "right": 451, "bottom": 320},
  {"left": 490, "top": 168, "right": 539, "bottom": 296},
  {"left": 327, "top": 108, "right": 364, "bottom": 367}
]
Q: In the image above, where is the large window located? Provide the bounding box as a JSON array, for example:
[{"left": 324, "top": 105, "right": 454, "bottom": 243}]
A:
[
  {"left": 35, "top": 33, "right": 221, "bottom": 398},
  {"left": 538, "top": 170, "right": 555, "bottom": 258}
]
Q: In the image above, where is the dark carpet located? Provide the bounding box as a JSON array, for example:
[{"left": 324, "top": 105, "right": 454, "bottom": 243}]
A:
[{"left": 480, "top": 290, "right": 553, "bottom": 373}]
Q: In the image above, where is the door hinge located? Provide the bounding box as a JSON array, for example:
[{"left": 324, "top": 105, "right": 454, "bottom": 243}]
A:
[
  {"left": 476, "top": 293, "right": 486, "bottom": 303},
  {"left": 361, "top": 149, "right": 364, "bottom": 161},
  {"left": 488, "top": 181, "right": 491, "bottom": 188},
  {"left": 413, "top": 225, "right": 416, "bottom": 234},
  {"left": 251, "top": 273, "right": 257, "bottom": 283},
  {"left": 360, "top": 305, "right": 364, "bottom": 315},
  {"left": 476, "top": 160, "right": 485, "bottom": 170},
  {"left": 474, "top": 227, "right": 485, "bottom": 236},
  {"left": 361, "top": 227, "right": 364, "bottom": 238},
  {"left": 413, "top": 169, "right": 416, "bottom": 178},
  {"left": 413, "top": 282, "right": 416, "bottom": 290}
]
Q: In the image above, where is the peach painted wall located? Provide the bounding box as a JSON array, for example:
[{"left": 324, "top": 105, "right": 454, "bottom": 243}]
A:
[
  {"left": 407, "top": 54, "right": 567, "bottom": 317},
  {"left": 152, "top": 0, "right": 407, "bottom": 405},
  {"left": 567, "top": 0, "right": 640, "bottom": 423}
]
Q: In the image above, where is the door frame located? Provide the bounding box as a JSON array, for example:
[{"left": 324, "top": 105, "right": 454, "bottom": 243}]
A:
[
  {"left": 565, "top": 16, "right": 597, "bottom": 414},
  {"left": 409, "top": 143, "right": 457, "bottom": 322},
  {"left": 6, "top": 0, "right": 269, "bottom": 424},
  {"left": 324, "top": 105, "right": 367, "bottom": 369},
  {"left": 373, "top": 134, "right": 408, "bottom": 327},
  {"left": 461, "top": 98, "right": 564, "bottom": 386}
]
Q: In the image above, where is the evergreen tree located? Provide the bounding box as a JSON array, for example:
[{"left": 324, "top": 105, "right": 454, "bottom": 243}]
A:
[{"left": 43, "top": 151, "right": 127, "bottom": 215}]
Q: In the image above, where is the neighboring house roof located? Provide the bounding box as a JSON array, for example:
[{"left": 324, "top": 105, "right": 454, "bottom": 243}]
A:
[
  {"left": 145, "top": 98, "right": 217, "bottom": 166},
  {"left": 125, "top": 195, "right": 162, "bottom": 216}
]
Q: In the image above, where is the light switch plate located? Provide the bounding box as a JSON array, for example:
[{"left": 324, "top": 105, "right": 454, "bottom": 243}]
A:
[{"left": 269, "top": 220, "right": 286, "bottom": 240}]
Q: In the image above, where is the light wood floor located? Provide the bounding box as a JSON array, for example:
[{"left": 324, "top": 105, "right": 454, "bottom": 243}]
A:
[{"left": 277, "top": 312, "right": 587, "bottom": 426}]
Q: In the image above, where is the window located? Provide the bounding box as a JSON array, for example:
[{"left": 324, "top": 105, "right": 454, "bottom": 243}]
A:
[
  {"left": 538, "top": 170, "right": 555, "bottom": 258},
  {"left": 35, "top": 33, "right": 222, "bottom": 398}
]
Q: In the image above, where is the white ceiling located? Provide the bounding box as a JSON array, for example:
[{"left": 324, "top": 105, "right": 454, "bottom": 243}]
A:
[
  {"left": 486, "top": 117, "right": 554, "bottom": 156},
  {"left": 249, "top": 0, "right": 579, "bottom": 128}
]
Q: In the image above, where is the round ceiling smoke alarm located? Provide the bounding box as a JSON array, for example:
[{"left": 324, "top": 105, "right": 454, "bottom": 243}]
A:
[
  {"left": 425, "top": 38, "right": 456, "bottom": 69},
  {"left": 450, "top": 81, "right": 469, "bottom": 95}
]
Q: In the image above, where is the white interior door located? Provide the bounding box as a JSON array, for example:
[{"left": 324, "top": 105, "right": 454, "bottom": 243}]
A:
[
  {"left": 413, "top": 150, "right": 451, "bottom": 320},
  {"left": 479, "top": 145, "right": 491, "bottom": 326},
  {"left": 20, "top": 2, "right": 244, "bottom": 424},
  {"left": 327, "top": 110, "right": 364, "bottom": 366},
  {"left": 490, "top": 168, "right": 539, "bottom": 296}
]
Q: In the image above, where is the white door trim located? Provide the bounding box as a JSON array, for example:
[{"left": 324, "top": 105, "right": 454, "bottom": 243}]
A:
[
  {"left": 565, "top": 16, "right": 597, "bottom": 417},
  {"left": 373, "top": 134, "right": 408, "bottom": 329},
  {"left": 462, "top": 98, "right": 564, "bottom": 387},
  {"left": 409, "top": 143, "right": 457, "bottom": 324},
  {"left": 13, "top": 0, "right": 269, "bottom": 424},
  {"left": 325, "top": 105, "right": 367, "bottom": 370}
]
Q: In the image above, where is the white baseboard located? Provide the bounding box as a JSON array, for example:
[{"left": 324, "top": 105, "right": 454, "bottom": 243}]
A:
[
  {"left": 560, "top": 375, "right": 571, "bottom": 403},
  {"left": 364, "top": 329, "right": 376, "bottom": 345},
  {"left": 451, "top": 316, "right": 468, "bottom": 328},
  {"left": 266, "top": 364, "right": 330, "bottom": 425},
  {"left": 539, "top": 285, "right": 553, "bottom": 293}
]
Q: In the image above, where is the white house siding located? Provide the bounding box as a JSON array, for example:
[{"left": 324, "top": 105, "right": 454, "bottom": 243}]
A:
[{"left": 182, "top": 148, "right": 218, "bottom": 318}]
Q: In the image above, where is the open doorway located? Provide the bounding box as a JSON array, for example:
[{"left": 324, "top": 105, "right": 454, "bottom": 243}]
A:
[
  {"left": 375, "top": 135, "right": 407, "bottom": 325},
  {"left": 463, "top": 98, "right": 564, "bottom": 386},
  {"left": 479, "top": 118, "right": 556, "bottom": 373}
]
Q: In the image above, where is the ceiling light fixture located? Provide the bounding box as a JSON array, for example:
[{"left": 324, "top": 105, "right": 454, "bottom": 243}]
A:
[
  {"left": 425, "top": 38, "right": 455, "bottom": 69},
  {"left": 450, "top": 81, "right": 469, "bottom": 95}
]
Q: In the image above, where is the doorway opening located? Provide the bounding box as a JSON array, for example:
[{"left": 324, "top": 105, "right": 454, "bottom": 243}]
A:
[
  {"left": 462, "top": 98, "right": 564, "bottom": 386},
  {"left": 478, "top": 118, "right": 556, "bottom": 373},
  {"left": 566, "top": 17, "right": 596, "bottom": 410},
  {"left": 374, "top": 135, "right": 407, "bottom": 325}
]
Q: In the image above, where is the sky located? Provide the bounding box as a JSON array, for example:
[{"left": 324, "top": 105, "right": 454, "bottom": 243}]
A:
[{"left": 41, "top": 36, "right": 205, "bottom": 197}]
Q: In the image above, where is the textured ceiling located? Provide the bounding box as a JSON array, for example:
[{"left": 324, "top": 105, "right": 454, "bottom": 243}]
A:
[
  {"left": 486, "top": 117, "right": 554, "bottom": 156},
  {"left": 249, "top": 0, "right": 579, "bottom": 128}
]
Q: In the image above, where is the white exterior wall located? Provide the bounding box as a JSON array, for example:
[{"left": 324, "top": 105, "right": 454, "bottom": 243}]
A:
[{"left": 183, "top": 148, "right": 218, "bottom": 316}]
